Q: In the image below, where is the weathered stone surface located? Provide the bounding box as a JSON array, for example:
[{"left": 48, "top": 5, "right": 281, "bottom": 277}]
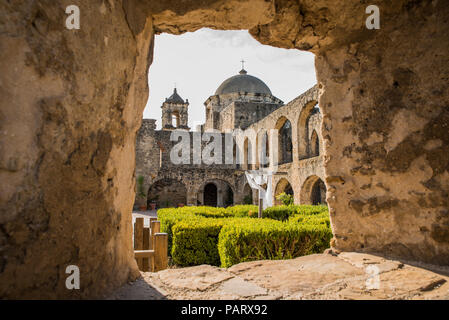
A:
[
  {"left": 1, "top": 0, "right": 448, "bottom": 298},
  {"left": 108, "top": 253, "right": 449, "bottom": 300},
  {"left": 228, "top": 254, "right": 365, "bottom": 296},
  {"left": 218, "top": 277, "right": 267, "bottom": 297},
  {"left": 338, "top": 252, "right": 404, "bottom": 273},
  {"left": 158, "top": 265, "right": 233, "bottom": 291}
]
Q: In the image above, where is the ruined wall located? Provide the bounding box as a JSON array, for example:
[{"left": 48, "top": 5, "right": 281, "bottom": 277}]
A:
[
  {"left": 135, "top": 122, "right": 248, "bottom": 207},
  {"left": 1, "top": 0, "right": 448, "bottom": 299},
  {"left": 315, "top": 2, "right": 449, "bottom": 264},
  {"left": 233, "top": 101, "right": 282, "bottom": 130},
  {"left": 0, "top": 0, "right": 153, "bottom": 298}
]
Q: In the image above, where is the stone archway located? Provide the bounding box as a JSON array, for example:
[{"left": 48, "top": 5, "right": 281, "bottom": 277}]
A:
[
  {"left": 310, "top": 130, "right": 319, "bottom": 157},
  {"left": 203, "top": 183, "right": 218, "bottom": 207},
  {"left": 2, "top": 0, "right": 448, "bottom": 299},
  {"left": 297, "top": 101, "right": 319, "bottom": 160},
  {"left": 300, "top": 175, "right": 327, "bottom": 205},
  {"left": 275, "top": 116, "right": 293, "bottom": 165},
  {"left": 243, "top": 183, "right": 253, "bottom": 205},
  {"left": 311, "top": 178, "right": 326, "bottom": 205},
  {"left": 274, "top": 178, "right": 294, "bottom": 205},
  {"left": 200, "top": 179, "right": 234, "bottom": 207}
]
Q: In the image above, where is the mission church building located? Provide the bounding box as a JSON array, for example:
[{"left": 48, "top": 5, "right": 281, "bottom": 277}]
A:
[{"left": 135, "top": 67, "right": 327, "bottom": 209}]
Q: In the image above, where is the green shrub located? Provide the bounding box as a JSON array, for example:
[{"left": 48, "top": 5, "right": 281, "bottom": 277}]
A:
[
  {"left": 288, "top": 212, "right": 330, "bottom": 228},
  {"left": 218, "top": 221, "right": 333, "bottom": 268},
  {"left": 158, "top": 208, "right": 202, "bottom": 254},
  {"left": 170, "top": 216, "right": 267, "bottom": 266},
  {"left": 276, "top": 192, "right": 294, "bottom": 206},
  {"left": 158, "top": 205, "right": 332, "bottom": 268},
  {"left": 295, "top": 205, "right": 328, "bottom": 216},
  {"left": 262, "top": 205, "right": 299, "bottom": 221},
  {"left": 225, "top": 205, "right": 259, "bottom": 217},
  {"left": 171, "top": 219, "right": 226, "bottom": 266}
]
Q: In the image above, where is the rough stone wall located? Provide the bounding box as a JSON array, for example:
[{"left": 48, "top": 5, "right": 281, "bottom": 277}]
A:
[
  {"left": 2, "top": 0, "right": 448, "bottom": 299},
  {"left": 161, "top": 101, "right": 189, "bottom": 130},
  {"left": 135, "top": 121, "right": 249, "bottom": 207},
  {"left": 204, "top": 91, "right": 282, "bottom": 130},
  {"left": 315, "top": 2, "right": 449, "bottom": 265},
  {"left": 233, "top": 101, "right": 282, "bottom": 130},
  {"left": 0, "top": 0, "right": 152, "bottom": 298}
]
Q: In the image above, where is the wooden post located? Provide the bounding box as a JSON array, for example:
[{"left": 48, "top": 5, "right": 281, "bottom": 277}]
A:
[
  {"left": 258, "top": 190, "right": 263, "bottom": 218},
  {"left": 151, "top": 220, "right": 161, "bottom": 236},
  {"left": 153, "top": 233, "right": 168, "bottom": 272},
  {"left": 149, "top": 220, "right": 161, "bottom": 271},
  {"left": 149, "top": 217, "right": 157, "bottom": 227},
  {"left": 149, "top": 217, "right": 157, "bottom": 249},
  {"left": 134, "top": 217, "right": 144, "bottom": 270},
  {"left": 142, "top": 227, "right": 150, "bottom": 271}
]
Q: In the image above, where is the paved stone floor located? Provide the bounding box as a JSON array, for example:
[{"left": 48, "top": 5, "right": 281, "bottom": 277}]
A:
[{"left": 108, "top": 252, "right": 449, "bottom": 300}]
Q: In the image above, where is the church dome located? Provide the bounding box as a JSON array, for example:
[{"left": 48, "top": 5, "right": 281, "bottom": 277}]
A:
[{"left": 215, "top": 69, "right": 272, "bottom": 95}]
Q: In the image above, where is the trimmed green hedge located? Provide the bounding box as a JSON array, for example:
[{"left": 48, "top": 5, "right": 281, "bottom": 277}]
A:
[
  {"left": 262, "top": 204, "right": 328, "bottom": 221},
  {"left": 218, "top": 221, "right": 332, "bottom": 267},
  {"left": 158, "top": 205, "right": 332, "bottom": 267},
  {"left": 262, "top": 205, "right": 298, "bottom": 221},
  {"left": 225, "top": 205, "right": 259, "bottom": 217},
  {"left": 295, "top": 205, "right": 328, "bottom": 216},
  {"left": 172, "top": 219, "right": 226, "bottom": 266},
  {"left": 158, "top": 208, "right": 201, "bottom": 254},
  {"left": 288, "top": 212, "right": 330, "bottom": 227}
]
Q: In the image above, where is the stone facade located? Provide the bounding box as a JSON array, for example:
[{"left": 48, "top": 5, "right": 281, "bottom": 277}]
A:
[{"left": 135, "top": 81, "right": 325, "bottom": 209}]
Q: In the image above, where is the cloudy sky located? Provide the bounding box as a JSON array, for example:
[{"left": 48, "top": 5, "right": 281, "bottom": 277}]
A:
[{"left": 143, "top": 28, "right": 317, "bottom": 129}]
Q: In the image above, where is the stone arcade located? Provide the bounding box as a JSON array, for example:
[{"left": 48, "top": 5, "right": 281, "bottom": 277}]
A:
[
  {"left": 135, "top": 69, "right": 326, "bottom": 209},
  {"left": 0, "top": 0, "right": 448, "bottom": 298}
]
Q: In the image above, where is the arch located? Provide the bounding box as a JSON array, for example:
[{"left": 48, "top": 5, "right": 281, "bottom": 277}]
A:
[
  {"left": 274, "top": 178, "right": 294, "bottom": 205},
  {"left": 310, "top": 130, "right": 319, "bottom": 157},
  {"left": 232, "top": 140, "right": 239, "bottom": 169},
  {"left": 243, "top": 183, "right": 253, "bottom": 204},
  {"left": 147, "top": 178, "right": 187, "bottom": 208},
  {"left": 297, "top": 100, "right": 319, "bottom": 159},
  {"left": 200, "top": 179, "right": 235, "bottom": 207},
  {"left": 275, "top": 116, "right": 293, "bottom": 165},
  {"left": 171, "top": 110, "right": 180, "bottom": 127},
  {"left": 257, "top": 130, "right": 269, "bottom": 168},
  {"left": 203, "top": 183, "right": 218, "bottom": 207},
  {"left": 300, "top": 175, "right": 327, "bottom": 205},
  {"left": 243, "top": 137, "right": 249, "bottom": 170},
  {"left": 243, "top": 137, "right": 255, "bottom": 170}
]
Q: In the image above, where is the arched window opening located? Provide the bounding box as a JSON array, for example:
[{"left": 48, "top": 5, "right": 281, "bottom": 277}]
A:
[
  {"left": 274, "top": 178, "right": 294, "bottom": 205},
  {"left": 260, "top": 131, "right": 269, "bottom": 168},
  {"left": 204, "top": 183, "right": 218, "bottom": 207},
  {"left": 171, "top": 111, "right": 180, "bottom": 127},
  {"left": 311, "top": 179, "right": 326, "bottom": 205},
  {"left": 243, "top": 183, "right": 253, "bottom": 204},
  {"left": 311, "top": 130, "right": 319, "bottom": 157},
  {"left": 277, "top": 118, "right": 292, "bottom": 165}
]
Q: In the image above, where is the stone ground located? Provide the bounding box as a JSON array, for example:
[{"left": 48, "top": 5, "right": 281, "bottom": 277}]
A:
[{"left": 108, "top": 252, "right": 449, "bottom": 300}]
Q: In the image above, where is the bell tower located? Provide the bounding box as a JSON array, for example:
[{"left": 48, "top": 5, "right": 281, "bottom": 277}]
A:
[{"left": 161, "top": 87, "right": 190, "bottom": 130}]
